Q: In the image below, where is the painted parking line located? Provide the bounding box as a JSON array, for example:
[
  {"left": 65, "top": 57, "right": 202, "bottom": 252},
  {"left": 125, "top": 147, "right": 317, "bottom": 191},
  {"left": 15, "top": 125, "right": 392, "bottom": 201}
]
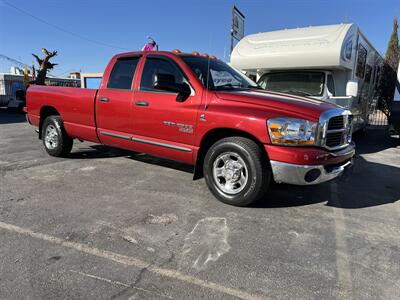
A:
[
  {"left": 330, "top": 182, "right": 353, "bottom": 299},
  {"left": 0, "top": 221, "right": 267, "bottom": 300},
  {"left": 69, "top": 270, "right": 173, "bottom": 299}
]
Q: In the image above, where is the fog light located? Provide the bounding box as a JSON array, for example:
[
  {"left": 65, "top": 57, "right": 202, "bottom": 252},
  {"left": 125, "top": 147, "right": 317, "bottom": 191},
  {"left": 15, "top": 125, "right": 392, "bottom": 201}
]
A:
[{"left": 305, "top": 169, "right": 321, "bottom": 183}]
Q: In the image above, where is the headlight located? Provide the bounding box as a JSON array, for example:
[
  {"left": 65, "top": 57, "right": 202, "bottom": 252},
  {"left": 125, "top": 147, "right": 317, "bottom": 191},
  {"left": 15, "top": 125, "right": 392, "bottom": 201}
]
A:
[{"left": 267, "top": 117, "right": 317, "bottom": 145}]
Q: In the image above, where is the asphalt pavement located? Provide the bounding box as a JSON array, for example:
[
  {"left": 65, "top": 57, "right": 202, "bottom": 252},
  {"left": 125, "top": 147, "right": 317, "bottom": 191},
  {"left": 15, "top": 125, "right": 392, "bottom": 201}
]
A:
[{"left": 0, "top": 108, "right": 399, "bottom": 300}]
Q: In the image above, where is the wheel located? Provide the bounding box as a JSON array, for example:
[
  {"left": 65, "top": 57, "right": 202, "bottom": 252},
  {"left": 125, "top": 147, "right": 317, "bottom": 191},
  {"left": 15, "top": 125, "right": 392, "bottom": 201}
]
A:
[
  {"left": 42, "top": 116, "right": 73, "bottom": 157},
  {"left": 203, "top": 137, "right": 270, "bottom": 206}
]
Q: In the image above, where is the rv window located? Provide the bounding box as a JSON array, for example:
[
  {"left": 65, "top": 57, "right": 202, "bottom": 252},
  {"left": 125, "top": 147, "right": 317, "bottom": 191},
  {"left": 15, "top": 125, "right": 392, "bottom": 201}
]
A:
[
  {"left": 374, "top": 66, "right": 381, "bottom": 89},
  {"left": 257, "top": 72, "right": 325, "bottom": 96},
  {"left": 327, "top": 75, "right": 336, "bottom": 96},
  {"left": 365, "top": 65, "right": 372, "bottom": 82},
  {"left": 344, "top": 40, "right": 353, "bottom": 60},
  {"left": 356, "top": 44, "right": 367, "bottom": 79}
]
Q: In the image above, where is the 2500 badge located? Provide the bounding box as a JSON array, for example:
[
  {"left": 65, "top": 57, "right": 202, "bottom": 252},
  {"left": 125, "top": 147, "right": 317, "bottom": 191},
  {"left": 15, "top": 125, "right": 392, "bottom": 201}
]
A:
[{"left": 163, "top": 121, "right": 194, "bottom": 134}]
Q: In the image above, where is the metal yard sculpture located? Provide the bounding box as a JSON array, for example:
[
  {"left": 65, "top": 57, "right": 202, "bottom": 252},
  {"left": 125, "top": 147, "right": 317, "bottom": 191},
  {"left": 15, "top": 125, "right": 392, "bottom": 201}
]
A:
[{"left": 32, "top": 48, "right": 58, "bottom": 85}]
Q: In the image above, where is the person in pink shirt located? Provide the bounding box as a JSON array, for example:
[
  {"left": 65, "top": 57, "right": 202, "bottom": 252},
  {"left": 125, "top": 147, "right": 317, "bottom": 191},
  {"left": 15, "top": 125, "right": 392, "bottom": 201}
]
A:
[{"left": 142, "top": 37, "right": 158, "bottom": 51}]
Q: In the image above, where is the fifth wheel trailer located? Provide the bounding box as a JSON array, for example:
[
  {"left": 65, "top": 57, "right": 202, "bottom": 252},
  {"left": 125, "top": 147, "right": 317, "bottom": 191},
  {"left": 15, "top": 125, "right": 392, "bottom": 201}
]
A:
[{"left": 231, "top": 24, "right": 383, "bottom": 132}]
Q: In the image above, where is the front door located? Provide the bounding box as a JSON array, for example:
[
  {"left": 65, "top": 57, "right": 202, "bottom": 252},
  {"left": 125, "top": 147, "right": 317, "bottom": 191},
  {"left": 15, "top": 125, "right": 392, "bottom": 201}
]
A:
[
  {"left": 96, "top": 56, "right": 141, "bottom": 149},
  {"left": 132, "top": 55, "right": 200, "bottom": 163}
]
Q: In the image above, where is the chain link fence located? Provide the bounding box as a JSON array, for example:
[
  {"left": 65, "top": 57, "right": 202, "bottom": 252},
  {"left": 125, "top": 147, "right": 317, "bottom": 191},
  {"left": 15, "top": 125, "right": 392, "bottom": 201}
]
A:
[{"left": 368, "top": 109, "right": 389, "bottom": 127}]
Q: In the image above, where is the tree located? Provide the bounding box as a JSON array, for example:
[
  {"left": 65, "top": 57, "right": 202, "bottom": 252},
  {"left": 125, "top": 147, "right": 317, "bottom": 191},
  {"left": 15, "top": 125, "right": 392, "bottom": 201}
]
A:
[
  {"left": 378, "top": 18, "right": 399, "bottom": 117},
  {"left": 31, "top": 48, "right": 58, "bottom": 85}
]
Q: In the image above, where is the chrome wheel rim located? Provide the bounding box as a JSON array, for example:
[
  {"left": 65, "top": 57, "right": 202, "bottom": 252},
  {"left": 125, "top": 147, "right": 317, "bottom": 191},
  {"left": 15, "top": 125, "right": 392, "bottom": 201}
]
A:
[
  {"left": 44, "top": 124, "right": 58, "bottom": 150},
  {"left": 212, "top": 152, "right": 248, "bottom": 195}
]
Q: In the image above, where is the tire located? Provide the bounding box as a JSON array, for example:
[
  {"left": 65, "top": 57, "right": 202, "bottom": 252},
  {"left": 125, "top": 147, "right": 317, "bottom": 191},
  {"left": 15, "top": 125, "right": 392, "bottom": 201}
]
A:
[
  {"left": 203, "top": 137, "right": 270, "bottom": 206},
  {"left": 42, "top": 116, "right": 73, "bottom": 157}
]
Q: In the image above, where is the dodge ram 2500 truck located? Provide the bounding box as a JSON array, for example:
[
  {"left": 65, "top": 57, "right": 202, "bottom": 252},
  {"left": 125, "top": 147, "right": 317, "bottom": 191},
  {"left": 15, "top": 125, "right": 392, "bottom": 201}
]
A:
[{"left": 26, "top": 50, "right": 355, "bottom": 206}]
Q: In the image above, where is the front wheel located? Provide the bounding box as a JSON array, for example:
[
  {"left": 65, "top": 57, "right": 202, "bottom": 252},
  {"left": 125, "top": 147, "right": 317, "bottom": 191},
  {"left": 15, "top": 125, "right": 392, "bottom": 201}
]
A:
[
  {"left": 42, "top": 116, "right": 73, "bottom": 157},
  {"left": 203, "top": 137, "right": 270, "bottom": 206}
]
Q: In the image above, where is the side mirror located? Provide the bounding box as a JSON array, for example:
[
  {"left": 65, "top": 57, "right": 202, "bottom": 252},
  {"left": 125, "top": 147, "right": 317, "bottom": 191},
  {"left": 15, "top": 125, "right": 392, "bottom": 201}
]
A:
[
  {"left": 153, "top": 73, "right": 191, "bottom": 102},
  {"left": 346, "top": 81, "right": 358, "bottom": 97}
]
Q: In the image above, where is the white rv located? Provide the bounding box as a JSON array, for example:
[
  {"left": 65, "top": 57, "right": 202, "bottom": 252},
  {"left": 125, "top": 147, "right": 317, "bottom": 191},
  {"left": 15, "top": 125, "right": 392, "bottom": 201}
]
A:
[
  {"left": 390, "top": 62, "right": 400, "bottom": 135},
  {"left": 231, "top": 24, "right": 383, "bottom": 131},
  {"left": 394, "top": 62, "right": 400, "bottom": 102}
]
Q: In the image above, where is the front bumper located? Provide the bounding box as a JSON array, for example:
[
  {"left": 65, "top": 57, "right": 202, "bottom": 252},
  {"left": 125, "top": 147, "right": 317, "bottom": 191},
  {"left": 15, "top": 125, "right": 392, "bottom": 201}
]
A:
[
  {"left": 270, "top": 159, "right": 353, "bottom": 185},
  {"left": 266, "top": 142, "right": 355, "bottom": 185}
]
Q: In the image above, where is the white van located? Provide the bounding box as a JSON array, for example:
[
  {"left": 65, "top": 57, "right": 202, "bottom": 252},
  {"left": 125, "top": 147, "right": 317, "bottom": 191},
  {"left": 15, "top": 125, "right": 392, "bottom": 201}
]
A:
[{"left": 231, "top": 24, "right": 383, "bottom": 131}]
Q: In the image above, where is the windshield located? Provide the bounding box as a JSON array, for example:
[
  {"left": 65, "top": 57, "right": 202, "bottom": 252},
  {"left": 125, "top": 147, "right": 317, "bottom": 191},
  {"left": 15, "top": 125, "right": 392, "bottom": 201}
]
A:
[
  {"left": 257, "top": 72, "right": 325, "bottom": 96},
  {"left": 180, "top": 56, "right": 258, "bottom": 90}
]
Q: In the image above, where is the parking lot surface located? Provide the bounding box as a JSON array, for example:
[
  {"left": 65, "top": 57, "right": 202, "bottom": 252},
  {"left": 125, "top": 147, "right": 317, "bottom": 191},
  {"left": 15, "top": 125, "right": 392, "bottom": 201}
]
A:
[{"left": 1, "top": 108, "right": 399, "bottom": 300}]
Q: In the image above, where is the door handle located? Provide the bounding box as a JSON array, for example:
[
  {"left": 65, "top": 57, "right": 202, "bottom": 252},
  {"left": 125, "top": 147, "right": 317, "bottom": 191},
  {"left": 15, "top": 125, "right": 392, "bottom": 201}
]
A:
[
  {"left": 135, "top": 100, "right": 149, "bottom": 107},
  {"left": 100, "top": 97, "right": 109, "bottom": 102}
]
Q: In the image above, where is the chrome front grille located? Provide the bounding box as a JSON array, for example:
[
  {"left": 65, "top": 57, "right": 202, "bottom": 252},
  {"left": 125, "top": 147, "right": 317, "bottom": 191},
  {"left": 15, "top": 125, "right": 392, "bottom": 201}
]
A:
[
  {"left": 319, "top": 109, "right": 353, "bottom": 150},
  {"left": 326, "top": 131, "right": 344, "bottom": 147},
  {"left": 327, "top": 116, "right": 344, "bottom": 130}
]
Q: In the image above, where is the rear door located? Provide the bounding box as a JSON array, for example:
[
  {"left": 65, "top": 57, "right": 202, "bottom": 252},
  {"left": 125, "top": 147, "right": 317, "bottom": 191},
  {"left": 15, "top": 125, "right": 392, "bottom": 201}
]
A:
[
  {"left": 132, "top": 55, "right": 200, "bottom": 163},
  {"left": 96, "top": 56, "right": 141, "bottom": 148}
]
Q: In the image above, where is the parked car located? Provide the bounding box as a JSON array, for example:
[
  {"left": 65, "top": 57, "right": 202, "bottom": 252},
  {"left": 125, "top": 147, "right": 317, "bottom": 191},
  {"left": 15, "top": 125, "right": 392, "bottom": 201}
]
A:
[
  {"left": 26, "top": 50, "right": 355, "bottom": 206},
  {"left": 231, "top": 24, "right": 383, "bottom": 132}
]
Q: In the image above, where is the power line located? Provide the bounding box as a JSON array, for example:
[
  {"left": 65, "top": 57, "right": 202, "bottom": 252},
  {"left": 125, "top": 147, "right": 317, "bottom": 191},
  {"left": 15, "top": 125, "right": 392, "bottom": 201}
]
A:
[
  {"left": 0, "top": 54, "right": 33, "bottom": 70},
  {"left": 0, "top": 54, "right": 58, "bottom": 77},
  {"left": 3, "top": 1, "right": 129, "bottom": 51}
]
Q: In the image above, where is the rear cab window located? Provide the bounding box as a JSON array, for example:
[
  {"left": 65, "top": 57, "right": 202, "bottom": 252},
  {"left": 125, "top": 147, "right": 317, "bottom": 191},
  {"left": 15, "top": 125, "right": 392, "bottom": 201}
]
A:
[{"left": 107, "top": 57, "right": 141, "bottom": 90}]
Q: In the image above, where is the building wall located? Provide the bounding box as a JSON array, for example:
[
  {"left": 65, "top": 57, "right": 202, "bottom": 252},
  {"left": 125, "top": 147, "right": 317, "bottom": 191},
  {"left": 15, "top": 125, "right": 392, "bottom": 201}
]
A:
[{"left": 0, "top": 73, "right": 80, "bottom": 107}]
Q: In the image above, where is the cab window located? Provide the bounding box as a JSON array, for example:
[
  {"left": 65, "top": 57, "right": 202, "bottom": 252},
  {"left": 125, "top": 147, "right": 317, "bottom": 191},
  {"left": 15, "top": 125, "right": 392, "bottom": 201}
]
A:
[
  {"left": 140, "top": 57, "right": 185, "bottom": 91},
  {"left": 107, "top": 57, "right": 140, "bottom": 90}
]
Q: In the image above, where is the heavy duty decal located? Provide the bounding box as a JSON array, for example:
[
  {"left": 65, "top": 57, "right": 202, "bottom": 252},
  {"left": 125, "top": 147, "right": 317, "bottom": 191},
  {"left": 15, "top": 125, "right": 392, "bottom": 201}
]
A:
[{"left": 163, "top": 121, "right": 194, "bottom": 134}]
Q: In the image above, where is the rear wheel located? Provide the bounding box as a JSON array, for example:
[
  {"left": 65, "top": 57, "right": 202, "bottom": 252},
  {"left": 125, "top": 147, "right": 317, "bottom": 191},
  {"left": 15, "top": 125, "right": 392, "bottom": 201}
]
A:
[
  {"left": 42, "top": 116, "right": 73, "bottom": 157},
  {"left": 203, "top": 137, "right": 270, "bottom": 206}
]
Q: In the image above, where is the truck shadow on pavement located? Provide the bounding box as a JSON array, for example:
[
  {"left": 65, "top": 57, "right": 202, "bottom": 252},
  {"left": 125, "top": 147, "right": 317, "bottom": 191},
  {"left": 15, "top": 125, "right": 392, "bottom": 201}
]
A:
[
  {"left": 255, "top": 155, "right": 400, "bottom": 209},
  {"left": 67, "top": 129, "right": 399, "bottom": 210},
  {"left": 68, "top": 145, "right": 134, "bottom": 159},
  {"left": 325, "top": 155, "right": 400, "bottom": 209},
  {"left": 69, "top": 145, "right": 194, "bottom": 173}
]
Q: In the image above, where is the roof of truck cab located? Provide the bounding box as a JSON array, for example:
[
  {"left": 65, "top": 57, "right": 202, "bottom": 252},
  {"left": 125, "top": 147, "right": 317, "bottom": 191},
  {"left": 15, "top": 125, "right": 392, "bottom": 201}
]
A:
[
  {"left": 113, "top": 51, "right": 207, "bottom": 59},
  {"left": 231, "top": 23, "right": 358, "bottom": 71}
]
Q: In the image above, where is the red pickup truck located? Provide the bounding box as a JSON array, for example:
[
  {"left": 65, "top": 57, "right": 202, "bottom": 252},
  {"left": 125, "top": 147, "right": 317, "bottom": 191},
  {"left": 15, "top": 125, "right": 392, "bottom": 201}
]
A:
[{"left": 26, "top": 50, "right": 355, "bottom": 206}]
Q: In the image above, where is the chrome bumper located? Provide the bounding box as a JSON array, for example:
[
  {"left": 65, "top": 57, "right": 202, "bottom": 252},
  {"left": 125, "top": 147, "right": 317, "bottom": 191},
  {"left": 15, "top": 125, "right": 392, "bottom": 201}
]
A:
[{"left": 270, "top": 159, "right": 353, "bottom": 185}]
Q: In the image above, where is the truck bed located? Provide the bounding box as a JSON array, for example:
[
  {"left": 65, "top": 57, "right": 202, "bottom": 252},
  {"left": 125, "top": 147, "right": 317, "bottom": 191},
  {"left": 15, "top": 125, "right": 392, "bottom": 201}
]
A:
[{"left": 26, "top": 85, "right": 100, "bottom": 143}]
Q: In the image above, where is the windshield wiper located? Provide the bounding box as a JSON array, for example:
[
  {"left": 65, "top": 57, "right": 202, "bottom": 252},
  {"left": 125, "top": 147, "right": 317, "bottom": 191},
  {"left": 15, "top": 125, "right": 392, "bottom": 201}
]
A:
[
  {"left": 214, "top": 84, "right": 242, "bottom": 89},
  {"left": 281, "top": 90, "right": 313, "bottom": 97},
  {"left": 214, "top": 84, "right": 255, "bottom": 91}
]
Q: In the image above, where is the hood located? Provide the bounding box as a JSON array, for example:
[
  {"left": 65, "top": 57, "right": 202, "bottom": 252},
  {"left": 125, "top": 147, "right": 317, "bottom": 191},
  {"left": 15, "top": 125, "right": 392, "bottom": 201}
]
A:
[{"left": 215, "top": 89, "right": 337, "bottom": 119}]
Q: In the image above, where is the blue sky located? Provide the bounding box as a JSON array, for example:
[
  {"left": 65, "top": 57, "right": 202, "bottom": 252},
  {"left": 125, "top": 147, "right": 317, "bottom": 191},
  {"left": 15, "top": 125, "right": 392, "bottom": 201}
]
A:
[{"left": 0, "top": 0, "right": 399, "bottom": 76}]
